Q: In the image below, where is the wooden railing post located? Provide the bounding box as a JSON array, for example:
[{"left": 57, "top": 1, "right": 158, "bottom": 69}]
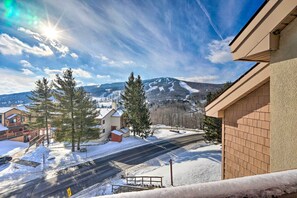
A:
[
  {"left": 142, "top": 177, "right": 144, "bottom": 186},
  {"left": 170, "top": 159, "right": 173, "bottom": 186}
]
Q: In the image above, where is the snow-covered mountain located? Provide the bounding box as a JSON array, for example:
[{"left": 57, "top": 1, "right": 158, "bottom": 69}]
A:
[{"left": 0, "top": 77, "right": 223, "bottom": 107}]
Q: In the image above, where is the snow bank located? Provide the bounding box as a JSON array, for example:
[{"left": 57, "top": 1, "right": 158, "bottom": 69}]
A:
[
  {"left": 79, "top": 144, "right": 221, "bottom": 197},
  {"left": 0, "top": 145, "right": 49, "bottom": 192},
  {"left": 134, "top": 145, "right": 221, "bottom": 186},
  {"left": 103, "top": 169, "right": 297, "bottom": 198},
  {"left": 148, "top": 129, "right": 198, "bottom": 140},
  {"left": 21, "top": 145, "right": 50, "bottom": 163},
  {"left": 0, "top": 140, "right": 28, "bottom": 156},
  {"left": 179, "top": 81, "right": 199, "bottom": 93}
]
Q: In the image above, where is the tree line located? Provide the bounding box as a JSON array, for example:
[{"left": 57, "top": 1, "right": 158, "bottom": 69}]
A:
[{"left": 28, "top": 70, "right": 151, "bottom": 151}]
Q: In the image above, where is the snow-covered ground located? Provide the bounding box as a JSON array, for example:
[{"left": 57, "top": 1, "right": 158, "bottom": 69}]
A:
[
  {"left": 0, "top": 127, "right": 202, "bottom": 192},
  {"left": 73, "top": 143, "right": 221, "bottom": 197},
  {"left": 0, "top": 140, "right": 28, "bottom": 156}
]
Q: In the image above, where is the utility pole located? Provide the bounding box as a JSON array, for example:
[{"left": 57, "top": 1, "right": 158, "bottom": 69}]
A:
[{"left": 169, "top": 159, "right": 173, "bottom": 186}]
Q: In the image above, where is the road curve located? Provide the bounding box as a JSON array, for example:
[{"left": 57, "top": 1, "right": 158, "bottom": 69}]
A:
[{"left": 1, "top": 134, "right": 204, "bottom": 198}]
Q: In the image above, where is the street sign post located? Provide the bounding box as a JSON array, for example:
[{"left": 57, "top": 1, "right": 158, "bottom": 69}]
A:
[{"left": 67, "top": 187, "right": 72, "bottom": 197}]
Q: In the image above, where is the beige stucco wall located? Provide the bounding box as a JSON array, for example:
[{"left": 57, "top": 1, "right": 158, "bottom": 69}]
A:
[
  {"left": 223, "top": 82, "right": 270, "bottom": 179},
  {"left": 111, "top": 117, "right": 121, "bottom": 130},
  {"left": 270, "top": 18, "right": 297, "bottom": 172},
  {"left": 99, "top": 110, "right": 123, "bottom": 140},
  {"left": 99, "top": 110, "right": 115, "bottom": 140}
]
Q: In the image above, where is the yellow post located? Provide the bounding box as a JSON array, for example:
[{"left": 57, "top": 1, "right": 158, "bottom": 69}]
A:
[{"left": 67, "top": 187, "right": 72, "bottom": 197}]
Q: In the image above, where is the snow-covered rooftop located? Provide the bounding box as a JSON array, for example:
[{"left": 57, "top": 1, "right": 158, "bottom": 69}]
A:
[
  {"left": 0, "top": 107, "right": 13, "bottom": 114},
  {"left": 96, "top": 108, "right": 113, "bottom": 119},
  {"left": 0, "top": 140, "right": 28, "bottom": 156},
  {"left": 103, "top": 169, "right": 297, "bottom": 198},
  {"left": 120, "top": 128, "right": 129, "bottom": 134},
  {"left": 111, "top": 130, "right": 123, "bottom": 135},
  {"left": 16, "top": 105, "right": 29, "bottom": 112},
  {"left": 112, "top": 109, "right": 123, "bottom": 117},
  {"left": 111, "top": 130, "right": 123, "bottom": 136},
  {"left": 0, "top": 124, "right": 8, "bottom": 132}
]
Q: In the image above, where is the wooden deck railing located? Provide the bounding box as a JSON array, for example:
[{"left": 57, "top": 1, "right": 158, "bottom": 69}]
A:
[{"left": 125, "top": 176, "right": 163, "bottom": 187}]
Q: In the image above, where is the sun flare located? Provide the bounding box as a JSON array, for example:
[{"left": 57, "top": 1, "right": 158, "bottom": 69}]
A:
[{"left": 42, "top": 25, "right": 59, "bottom": 40}]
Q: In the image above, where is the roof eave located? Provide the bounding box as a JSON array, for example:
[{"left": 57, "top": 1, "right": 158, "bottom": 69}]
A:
[
  {"left": 205, "top": 63, "right": 270, "bottom": 118},
  {"left": 230, "top": 0, "right": 297, "bottom": 62}
]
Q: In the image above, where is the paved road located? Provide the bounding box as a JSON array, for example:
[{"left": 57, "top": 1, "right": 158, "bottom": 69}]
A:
[{"left": 1, "top": 134, "right": 204, "bottom": 198}]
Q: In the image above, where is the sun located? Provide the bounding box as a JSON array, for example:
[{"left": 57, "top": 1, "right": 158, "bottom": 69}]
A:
[{"left": 42, "top": 25, "right": 59, "bottom": 40}]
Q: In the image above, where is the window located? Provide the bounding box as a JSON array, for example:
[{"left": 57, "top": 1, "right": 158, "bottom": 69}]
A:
[
  {"left": 102, "top": 129, "right": 105, "bottom": 133},
  {"left": 102, "top": 120, "right": 105, "bottom": 124},
  {"left": 0, "top": 114, "right": 2, "bottom": 124}
]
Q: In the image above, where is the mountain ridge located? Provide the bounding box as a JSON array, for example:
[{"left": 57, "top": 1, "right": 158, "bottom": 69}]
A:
[{"left": 0, "top": 77, "right": 223, "bottom": 107}]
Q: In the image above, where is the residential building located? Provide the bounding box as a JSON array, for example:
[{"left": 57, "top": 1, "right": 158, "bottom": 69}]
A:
[
  {"left": 0, "top": 107, "right": 37, "bottom": 142},
  {"left": 205, "top": 0, "right": 297, "bottom": 179},
  {"left": 96, "top": 107, "right": 127, "bottom": 141}
]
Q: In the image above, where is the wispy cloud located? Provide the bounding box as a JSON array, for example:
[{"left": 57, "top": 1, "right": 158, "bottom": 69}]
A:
[
  {"left": 206, "top": 36, "right": 234, "bottom": 64},
  {"left": 22, "top": 68, "right": 34, "bottom": 75},
  {"left": 70, "top": 52, "right": 78, "bottom": 59},
  {"left": 177, "top": 75, "right": 219, "bottom": 83},
  {"left": 0, "top": 33, "right": 53, "bottom": 56},
  {"left": 0, "top": 68, "right": 38, "bottom": 94},
  {"left": 44, "top": 67, "right": 92, "bottom": 79},
  {"left": 195, "top": 0, "right": 223, "bottom": 40},
  {"left": 0, "top": 0, "right": 263, "bottom": 90},
  {"left": 19, "top": 60, "right": 33, "bottom": 68},
  {"left": 18, "top": 27, "right": 70, "bottom": 56},
  {"left": 96, "top": 74, "right": 111, "bottom": 79}
]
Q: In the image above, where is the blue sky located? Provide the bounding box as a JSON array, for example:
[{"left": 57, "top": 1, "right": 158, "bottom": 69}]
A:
[{"left": 0, "top": 0, "right": 264, "bottom": 94}]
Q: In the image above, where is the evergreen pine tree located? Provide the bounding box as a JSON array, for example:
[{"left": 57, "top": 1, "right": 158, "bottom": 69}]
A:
[
  {"left": 121, "top": 73, "right": 151, "bottom": 137},
  {"left": 203, "top": 82, "right": 232, "bottom": 143},
  {"left": 27, "top": 78, "right": 53, "bottom": 146},
  {"left": 121, "top": 72, "right": 137, "bottom": 136},
  {"left": 135, "top": 75, "right": 151, "bottom": 138},
  {"left": 75, "top": 87, "right": 100, "bottom": 150},
  {"left": 53, "top": 69, "right": 77, "bottom": 152}
]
